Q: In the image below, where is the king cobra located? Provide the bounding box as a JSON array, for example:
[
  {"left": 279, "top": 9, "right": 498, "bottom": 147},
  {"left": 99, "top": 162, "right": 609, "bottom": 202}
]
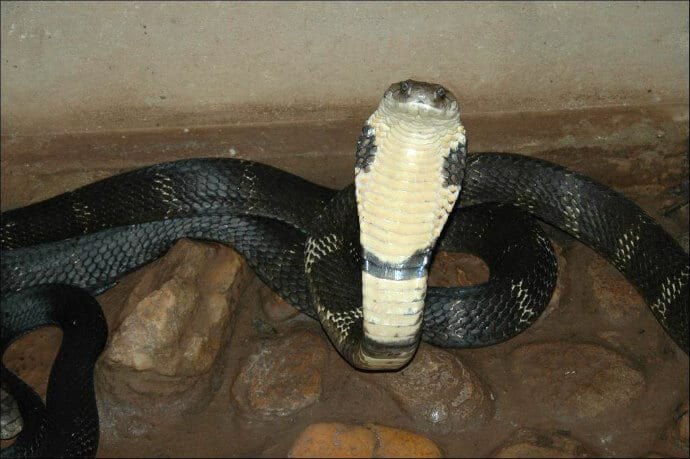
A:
[{"left": 1, "top": 80, "right": 688, "bottom": 456}]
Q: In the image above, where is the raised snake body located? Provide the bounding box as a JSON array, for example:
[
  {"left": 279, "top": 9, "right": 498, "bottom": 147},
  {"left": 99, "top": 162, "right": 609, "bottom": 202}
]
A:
[{"left": 1, "top": 80, "right": 688, "bottom": 456}]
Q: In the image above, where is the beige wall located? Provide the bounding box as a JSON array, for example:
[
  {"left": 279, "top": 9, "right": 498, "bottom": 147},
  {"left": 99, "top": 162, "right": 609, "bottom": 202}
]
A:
[{"left": 1, "top": 1, "right": 688, "bottom": 134}]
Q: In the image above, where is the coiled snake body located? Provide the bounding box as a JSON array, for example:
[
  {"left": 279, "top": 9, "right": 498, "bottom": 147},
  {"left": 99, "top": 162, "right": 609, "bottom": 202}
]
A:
[{"left": 1, "top": 80, "right": 688, "bottom": 456}]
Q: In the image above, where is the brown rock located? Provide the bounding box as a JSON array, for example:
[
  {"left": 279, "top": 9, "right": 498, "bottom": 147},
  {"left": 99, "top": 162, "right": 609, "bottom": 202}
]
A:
[
  {"left": 510, "top": 342, "right": 645, "bottom": 421},
  {"left": 368, "top": 344, "right": 492, "bottom": 433},
  {"left": 232, "top": 329, "right": 329, "bottom": 419},
  {"left": 654, "top": 398, "right": 689, "bottom": 454},
  {"left": 587, "top": 255, "right": 644, "bottom": 322},
  {"left": 287, "top": 422, "right": 443, "bottom": 458},
  {"left": 95, "top": 239, "right": 251, "bottom": 434},
  {"left": 288, "top": 423, "right": 374, "bottom": 458},
  {"left": 260, "top": 287, "right": 301, "bottom": 323},
  {"left": 492, "top": 429, "right": 592, "bottom": 458},
  {"left": 101, "top": 239, "right": 250, "bottom": 376},
  {"left": 678, "top": 400, "right": 689, "bottom": 445},
  {"left": 669, "top": 399, "right": 690, "bottom": 452},
  {"left": 428, "top": 251, "right": 489, "bottom": 287},
  {"left": 370, "top": 423, "right": 444, "bottom": 458}
]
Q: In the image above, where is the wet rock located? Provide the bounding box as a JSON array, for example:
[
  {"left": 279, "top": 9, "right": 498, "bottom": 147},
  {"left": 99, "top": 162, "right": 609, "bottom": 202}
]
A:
[
  {"left": 231, "top": 329, "right": 329, "bottom": 419},
  {"left": 95, "top": 239, "right": 251, "bottom": 434},
  {"left": 287, "top": 422, "right": 443, "bottom": 458},
  {"left": 368, "top": 344, "right": 493, "bottom": 433},
  {"left": 510, "top": 342, "right": 645, "bottom": 421},
  {"left": 492, "top": 429, "right": 592, "bottom": 458}
]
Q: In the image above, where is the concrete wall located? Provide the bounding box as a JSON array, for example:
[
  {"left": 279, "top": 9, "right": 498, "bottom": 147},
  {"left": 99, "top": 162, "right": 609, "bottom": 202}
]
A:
[{"left": 1, "top": 1, "right": 688, "bottom": 134}]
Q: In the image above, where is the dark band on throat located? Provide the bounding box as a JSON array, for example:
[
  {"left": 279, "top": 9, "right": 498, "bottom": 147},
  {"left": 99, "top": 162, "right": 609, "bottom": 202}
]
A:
[{"left": 361, "top": 249, "right": 432, "bottom": 280}]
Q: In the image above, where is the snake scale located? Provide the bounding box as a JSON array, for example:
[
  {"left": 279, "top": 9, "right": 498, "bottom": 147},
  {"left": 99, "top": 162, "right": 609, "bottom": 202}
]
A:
[{"left": 1, "top": 80, "right": 688, "bottom": 457}]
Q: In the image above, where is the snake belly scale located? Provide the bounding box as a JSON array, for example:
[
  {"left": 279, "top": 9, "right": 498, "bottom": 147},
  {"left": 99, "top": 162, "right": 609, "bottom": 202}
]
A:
[{"left": 1, "top": 80, "right": 688, "bottom": 456}]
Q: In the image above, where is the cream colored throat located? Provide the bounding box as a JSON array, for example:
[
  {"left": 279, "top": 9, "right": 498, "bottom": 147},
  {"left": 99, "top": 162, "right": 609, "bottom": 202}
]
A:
[
  {"left": 361, "top": 272, "right": 426, "bottom": 345},
  {"left": 354, "top": 106, "right": 465, "bottom": 359}
]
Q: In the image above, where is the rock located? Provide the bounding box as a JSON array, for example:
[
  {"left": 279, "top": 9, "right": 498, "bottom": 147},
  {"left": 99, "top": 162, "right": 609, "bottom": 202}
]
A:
[
  {"left": 651, "top": 398, "right": 689, "bottom": 455},
  {"left": 428, "top": 251, "right": 489, "bottom": 287},
  {"left": 101, "top": 239, "right": 250, "bottom": 376},
  {"left": 95, "top": 239, "right": 251, "bottom": 435},
  {"left": 368, "top": 424, "right": 443, "bottom": 458},
  {"left": 509, "top": 342, "right": 645, "bottom": 421},
  {"left": 587, "top": 255, "right": 644, "bottom": 322},
  {"left": 288, "top": 423, "right": 373, "bottom": 458},
  {"left": 287, "top": 422, "right": 443, "bottom": 458},
  {"left": 260, "top": 287, "right": 301, "bottom": 323},
  {"left": 231, "top": 329, "right": 329, "bottom": 419},
  {"left": 678, "top": 400, "right": 689, "bottom": 444},
  {"left": 671, "top": 399, "right": 689, "bottom": 451},
  {"left": 492, "top": 429, "right": 592, "bottom": 458},
  {"left": 368, "top": 344, "right": 492, "bottom": 433}
]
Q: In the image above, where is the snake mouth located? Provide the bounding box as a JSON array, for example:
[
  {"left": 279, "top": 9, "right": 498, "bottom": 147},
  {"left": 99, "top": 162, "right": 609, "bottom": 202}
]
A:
[{"left": 353, "top": 80, "right": 466, "bottom": 370}]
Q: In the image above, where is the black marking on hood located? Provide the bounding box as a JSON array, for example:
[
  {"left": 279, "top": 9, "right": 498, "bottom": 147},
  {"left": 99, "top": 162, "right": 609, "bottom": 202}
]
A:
[
  {"left": 442, "top": 140, "right": 467, "bottom": 188},
  {"left": 355, "top": 124, "right": 377, "bottom": 173}
]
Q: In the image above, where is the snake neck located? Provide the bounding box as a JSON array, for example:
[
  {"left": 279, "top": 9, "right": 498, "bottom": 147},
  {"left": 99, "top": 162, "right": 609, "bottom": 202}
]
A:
[{"left": 352, "top": 80, "right": 467, "bottom": 369}]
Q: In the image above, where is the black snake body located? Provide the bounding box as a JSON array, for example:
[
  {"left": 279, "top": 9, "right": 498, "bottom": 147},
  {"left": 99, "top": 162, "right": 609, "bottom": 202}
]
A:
[{"left": 2, "top": 93, "right": 689, "bottom": 455}]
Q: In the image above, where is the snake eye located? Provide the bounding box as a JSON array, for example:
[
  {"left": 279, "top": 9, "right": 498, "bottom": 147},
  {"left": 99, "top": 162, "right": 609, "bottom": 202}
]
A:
[
  {"left": 400, "top": 81, "right": 411, "bottom": 93},
  {"left": 435, "top": 87, "right": 446, "bottom": 98}
]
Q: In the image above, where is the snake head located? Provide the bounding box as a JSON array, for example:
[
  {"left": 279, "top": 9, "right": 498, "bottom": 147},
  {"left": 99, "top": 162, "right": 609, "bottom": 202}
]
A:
[{"left": 383, "top": 79, "right": 459, "bottom": 117}]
